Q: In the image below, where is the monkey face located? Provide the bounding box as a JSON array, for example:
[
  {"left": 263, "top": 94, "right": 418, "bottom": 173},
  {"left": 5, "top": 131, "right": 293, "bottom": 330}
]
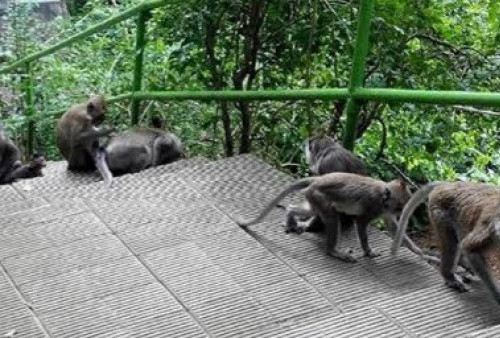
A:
[
  {"left": 86, "top": 95, "right": 108, "bottom": 125},
  {"left": 30, "top": 154, "right": 47, "bottom": 169}
]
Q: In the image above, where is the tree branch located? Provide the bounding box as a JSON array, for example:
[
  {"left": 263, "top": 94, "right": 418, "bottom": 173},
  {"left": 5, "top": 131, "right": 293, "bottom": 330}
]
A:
[{"left": 453, "top": 105, "right": 500, "bottom": 117}]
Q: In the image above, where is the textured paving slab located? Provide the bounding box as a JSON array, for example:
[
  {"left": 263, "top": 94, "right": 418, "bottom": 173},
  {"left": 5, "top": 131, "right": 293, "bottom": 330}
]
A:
[{"left": 0, "top": 154, "right": 499, "bottom": 338}]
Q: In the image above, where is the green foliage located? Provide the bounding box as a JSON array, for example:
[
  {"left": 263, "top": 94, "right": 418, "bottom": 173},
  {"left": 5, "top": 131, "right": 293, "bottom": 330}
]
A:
[{"left": 2, "top": 0, "right": 500, "bottom": 189}]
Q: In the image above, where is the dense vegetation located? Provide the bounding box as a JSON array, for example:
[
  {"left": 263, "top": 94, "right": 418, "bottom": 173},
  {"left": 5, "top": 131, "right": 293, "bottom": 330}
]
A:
[{"left": 2, "top": 0, "right": 500, "bottom": 190}]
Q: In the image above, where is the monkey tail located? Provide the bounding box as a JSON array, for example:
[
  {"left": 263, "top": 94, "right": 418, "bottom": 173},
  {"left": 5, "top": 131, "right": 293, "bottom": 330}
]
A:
[
  {"left": 391, "top": 182, "right": 442, "bottom": 256},
  {"left": 237, "top": 177, "right": 315, "bottom": 228},
  {"left": 95, "top": 147, "right": 114, "bottom": 188}
]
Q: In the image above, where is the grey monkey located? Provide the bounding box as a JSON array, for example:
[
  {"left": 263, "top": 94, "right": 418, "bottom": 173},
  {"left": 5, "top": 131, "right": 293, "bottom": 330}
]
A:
[{"left": 105, "top": 127, "right": 184, "bottom": 175}]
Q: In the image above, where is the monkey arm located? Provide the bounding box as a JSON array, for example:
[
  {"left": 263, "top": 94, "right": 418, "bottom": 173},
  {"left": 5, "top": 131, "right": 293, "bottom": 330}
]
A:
[
  {"left": 0, "top": 146, "right": 19, "bottom": 180},
  {"left": 80, "top": 126, "right": 116, "bottom": 142}
]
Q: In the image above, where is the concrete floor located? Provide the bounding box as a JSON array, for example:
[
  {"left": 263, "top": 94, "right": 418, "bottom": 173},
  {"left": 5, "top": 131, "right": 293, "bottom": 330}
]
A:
[{"left": 0, "top": 155, "right": 499, "bottom": 337}]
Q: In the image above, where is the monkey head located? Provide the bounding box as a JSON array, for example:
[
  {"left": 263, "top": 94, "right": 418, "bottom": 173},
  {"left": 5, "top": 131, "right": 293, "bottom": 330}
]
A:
[
  {"left": 86, "top": 95, "right": 108, "bottom": 125},
  {"left": 384, "top": 178, "right": 411, "bottom": 214},
  {"left": 304, "top": 135, "right": 338, "bottom": 165},
  {"left": 29, "top": 154, "right": 46, "bottom": 172},
  {"left": 156, "top": 133, "right": 184, "bottom": 163}
]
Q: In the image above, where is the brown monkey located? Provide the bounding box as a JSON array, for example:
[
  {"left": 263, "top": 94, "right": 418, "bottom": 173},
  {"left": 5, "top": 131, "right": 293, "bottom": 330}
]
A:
[
  {"left": 392, "top": 182, "right": 500, "bottom": 303},
  {"left": 105, "top": 127, "right": 184, "bottom": 175},
  {"left": 56, "top": 95, "right": 114, "bottom": 187},
  {"left": 238, "top": 173, "right": 411, "bottom": 263}
]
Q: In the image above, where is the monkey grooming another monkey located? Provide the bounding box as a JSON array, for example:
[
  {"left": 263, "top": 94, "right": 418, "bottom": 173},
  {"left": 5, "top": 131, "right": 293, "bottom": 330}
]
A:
[
  {"left": 282, "top": 136, "right": 442, "bottom": 265},
  {"left": 238, "top": 173, "right": 411, "bottom": 263},
  {"left": 392, "top": 182, "right": 500, "bottom": 303},
  {"left": 56, "top": 95, "right": 114, "bottom": 187},
  {"left": 105, "top": 127, "right": 184, "bottom": 175}
]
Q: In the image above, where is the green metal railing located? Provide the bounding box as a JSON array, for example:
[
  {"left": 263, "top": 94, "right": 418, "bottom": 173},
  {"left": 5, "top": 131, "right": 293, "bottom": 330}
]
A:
[{"left": 1, "top": 0, "right": 499, "bottom": 156}]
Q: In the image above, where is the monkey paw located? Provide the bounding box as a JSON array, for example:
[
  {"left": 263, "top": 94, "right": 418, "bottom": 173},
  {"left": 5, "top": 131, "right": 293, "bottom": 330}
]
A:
[
  {"left": 445, "top": 278, "right": 470, "bottom": 293},
  {"left": 364, "top": 250, "right": 381, "bottom": 258},
  {"left": 328, "top": 250, "right": 357, "bottom": 263}
]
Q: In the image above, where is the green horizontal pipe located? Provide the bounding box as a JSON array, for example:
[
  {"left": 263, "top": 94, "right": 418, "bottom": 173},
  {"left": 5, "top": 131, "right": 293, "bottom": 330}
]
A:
[
  {"left": 131, "top": 89, "right": 351, "bottom": 101},
  {"left": 0, "top": 0, "right": 167, "bottom": 74},
  {"left": 353, "top": 88, "right": 500, "bottom": 107}
]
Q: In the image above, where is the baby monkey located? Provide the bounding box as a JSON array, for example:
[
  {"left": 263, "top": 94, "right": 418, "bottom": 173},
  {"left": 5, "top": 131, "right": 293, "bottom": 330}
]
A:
[
  {"left": 238, "top": 173, "right": 411, "bottom": 263},
  {"left": 393, "top": 182, "right": 500, "bottom": 303}
]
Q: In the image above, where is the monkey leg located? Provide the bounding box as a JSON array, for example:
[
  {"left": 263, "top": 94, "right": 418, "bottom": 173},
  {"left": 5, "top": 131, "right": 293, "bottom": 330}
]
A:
[
  {"left": 356, "top": 217, "right": 380, "bottom": 258},
  {"left": 306, "top": 189, "right": 357, "bottom": 263},
  {"left": 463, "top": 251, "right": 500, "bottom": 303},
  {"left": 433, "top": 211, "right": 469, "bottom": 293}
]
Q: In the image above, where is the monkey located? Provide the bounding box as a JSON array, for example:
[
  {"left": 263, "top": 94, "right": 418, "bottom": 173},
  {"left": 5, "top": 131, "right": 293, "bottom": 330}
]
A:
[
  {"left": 9, "top": 154, "right": 46, "bottom": 180},
  {"left": 56, "top": 95, "right": 115, "bottom": 187},
  {"left": 305, "top": 135, "right": 368, "bottom": 177},
  {"left": 392, "top": 182, "right": 500, "bottom": 303},
  {"left": 104, "top": 127, "right": 184, "bottom": 175},
  {"left": 281, "top": 136, "right": 441, "bottom": 265},
  {"left": 238, "top": 172, "right": 411, "bottom": 263},
  {"left": 0, "top": 122, "right": 20, "bottom": 184},
  {"left": 0, "top": 123, "right": 46, "bottom": 184},
  {"left": 284, "top": 135, "right": 369, "bottom": 234}
]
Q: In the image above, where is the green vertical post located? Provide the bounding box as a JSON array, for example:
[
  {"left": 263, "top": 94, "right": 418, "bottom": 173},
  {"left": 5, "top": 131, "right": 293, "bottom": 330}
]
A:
[
  {"left": 342, "top": 0, "right": 375, "bottom": 150},
  {"left": 131, "top": 10, "right": 148, "bottom": 125},
  {"left": 24, "top": 62, "right": 35, "bottom": 158}
]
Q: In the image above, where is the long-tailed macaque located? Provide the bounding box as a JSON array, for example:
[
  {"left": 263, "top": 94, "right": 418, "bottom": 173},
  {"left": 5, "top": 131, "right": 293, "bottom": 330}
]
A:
[
  {"left": 286, "top": 136, "right": 368, "bottom": 233},
  {"left": 392, "top": 182, "right": 500, "bottom": 303},
  {"left": 105, "top": 127, "right": 184, "bottom": 175},
  {"left": 282, "top": 136, "right": 440, "bottom": 265},
  {"left": 0, "top": 122, "right": 20, "bottom": 184},
  {"left": 9, "top": 154, "right": 46, "bottom": 180},
  {"left": 238, "top": 173, "right": 411, "bottom": 263},
  {"left": 305, "top": 135, "right": 368, "bottom": 177},
  {"left": 56, "top": 95, "right": 114, "bottom": 187},
  {"left": 0, "top": 124, "right": 45, "bottom": 184}
]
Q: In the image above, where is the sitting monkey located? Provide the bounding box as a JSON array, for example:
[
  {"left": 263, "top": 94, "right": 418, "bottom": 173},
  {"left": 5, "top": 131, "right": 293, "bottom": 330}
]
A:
[
  {"left": 105, "top": 127, "right": 184, "bottom": 175},
  {"left": 56, "top": 95, "right": 115, "bottom": 187}
]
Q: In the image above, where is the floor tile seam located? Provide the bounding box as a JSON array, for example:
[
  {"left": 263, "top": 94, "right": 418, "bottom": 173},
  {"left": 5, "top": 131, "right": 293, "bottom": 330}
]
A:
[
  {"left": 0, "top": 260, "right": 53, "bottom": 338},
  {"left": 84, "top": 198, "right": 215, "bottom": 338},
  {"left": 177, "top": 170, "right": 344, "bottom": 314}
]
